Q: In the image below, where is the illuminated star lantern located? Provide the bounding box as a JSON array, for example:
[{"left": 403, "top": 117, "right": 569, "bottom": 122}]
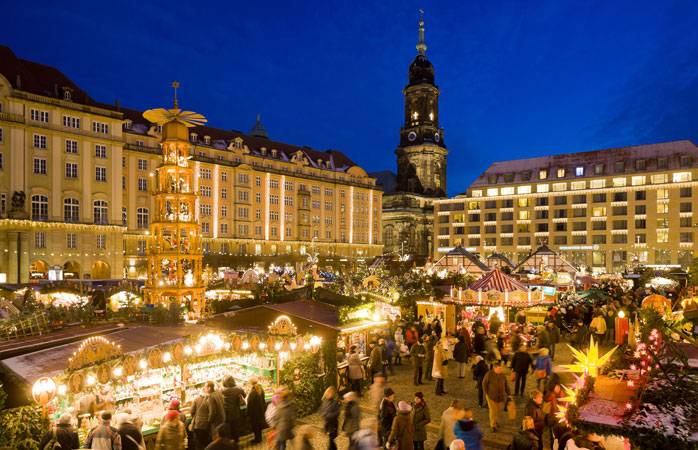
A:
[
  {"left": 555, "top": 403, "right": 569, "bottom": 423},
  {"left": 562, "top": 337, "right": 618, "bottom": 378}
]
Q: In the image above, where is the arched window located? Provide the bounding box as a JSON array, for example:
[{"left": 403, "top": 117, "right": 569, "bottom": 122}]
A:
[
  {"left": 63, "top": 198, "right": 79, "bottom": 223},
  {"left": 93, "top": 200, "right": 108, "bottom": 225},
  {"left": 122, "top": 207, "right": 127, "bottom": 226},
  {"left": 64, "top": 91, "right": 71, "bottom": 101},
  {"left": 31, "top": 195, "right": 48, "bottom": 221},
  {"left": 137, "top": 207, "right": 149, "bottom": 229}
]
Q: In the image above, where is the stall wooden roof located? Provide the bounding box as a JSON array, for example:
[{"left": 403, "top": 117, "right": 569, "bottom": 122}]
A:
[
  {"left": 469, "top": 268, "right": 529, "bottom": 292},
  {"left": 0, "top": 325, "right": 206, "bottom": 385}
]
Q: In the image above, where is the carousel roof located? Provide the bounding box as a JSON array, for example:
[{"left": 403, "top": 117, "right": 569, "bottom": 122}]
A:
[
  {"left": 515, "top": 244, "right": 578, "bottom": 274},
  {"left": 435, "top": 246, "right": 490, "bottom": 273},
  {"left": 469, "top": 268, "right": 529, "bottom": 292}
]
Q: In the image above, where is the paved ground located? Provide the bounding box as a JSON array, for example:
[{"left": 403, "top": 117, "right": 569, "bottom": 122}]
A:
[{"left": 238, "top": 343, "right": 584, "bottom": 449}]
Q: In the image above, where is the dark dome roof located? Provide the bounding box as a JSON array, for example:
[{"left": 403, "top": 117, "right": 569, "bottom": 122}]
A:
[
  {"left": 249, "top": 115, "right": 269, "bottom": 138},
  {"left": 407, "top": 54, "right": 434, "bottom": 87}
]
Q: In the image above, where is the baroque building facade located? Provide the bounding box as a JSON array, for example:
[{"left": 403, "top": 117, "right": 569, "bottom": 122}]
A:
[
  {"left": 0, "top": 46, "right": 382, "bottom": 282},
  {"left": 434, "top": 141, "right": 698, "bottom": 273},
  {"left": 376, "top": 17, "right": 449, "bottom": 257}
]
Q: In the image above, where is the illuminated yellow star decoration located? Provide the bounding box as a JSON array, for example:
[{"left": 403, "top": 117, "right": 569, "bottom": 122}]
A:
[
  {"left": 562, "top": 337, "right": 618, "bottom": 378},
  {"left": 555, "top": 376, "right": 586, "bottom": 423}
]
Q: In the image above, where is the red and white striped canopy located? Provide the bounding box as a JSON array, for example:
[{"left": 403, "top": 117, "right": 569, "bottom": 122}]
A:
[{"left": 469, "top": 268, "right": 528, "bottom": 293}]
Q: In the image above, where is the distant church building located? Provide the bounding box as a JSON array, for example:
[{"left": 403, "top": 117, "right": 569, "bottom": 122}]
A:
[{"left": 372, "top": 16, "right": 449, "bottom": 257}]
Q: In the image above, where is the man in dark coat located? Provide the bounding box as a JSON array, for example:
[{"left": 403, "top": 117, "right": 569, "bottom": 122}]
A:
[
  {"left": 38, "top": 413, "right": 80, "bottom": 450},
  {"left": 369, "top": 341, "right": 383, "bottom": 380},
  {"left": 378, "top": 388, "right": 396, "bottom": 446},
  {"left": 410, "top": 338, "right": 426, "bottom": 386},
  {"left": 471, "top": 356, "right": 489, "bottom": 408},
  {"left": 510, "top": 345, "right": 533, "bottom": 397},
  {"left": 246, "top": 379, "right": 267, "bottom": 444},
  {"left": 424, "top": 333, "right": 436, "bottom": 381},
  {"left": 221, "top": 376, "right": 245, "bottom": 446}
]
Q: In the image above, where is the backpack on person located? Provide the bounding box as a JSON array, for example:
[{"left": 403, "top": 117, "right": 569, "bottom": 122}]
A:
[{"left": 43, "top": 428, "right": 62, "bottom": 450}]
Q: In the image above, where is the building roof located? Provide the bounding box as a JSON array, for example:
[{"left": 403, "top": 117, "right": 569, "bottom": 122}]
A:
[
  {"left": 516, "top": 245, "right": 578, "bottom": 274},
  {"left": 485, "top": 252, "right": 516, "bottom": 269},
  {"left": 468, "top": 140, "right": 698, "bottom": 190},
  {"left": 0, "top": 46, "right": 366, "bottom": 176},
  {"left": 369, "top": 170, "right": 398, "bottom": 193},
  {"left": 434, "top": 245, "right": 490, "bottom": 274},
  {"left": 249, "top": 114, "right": 269, "bottom": 139}
]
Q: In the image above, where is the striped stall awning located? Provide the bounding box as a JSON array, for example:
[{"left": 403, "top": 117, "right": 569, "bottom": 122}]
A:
[{"left": 469, "top": 268, "right": 529, "bottom": 293}]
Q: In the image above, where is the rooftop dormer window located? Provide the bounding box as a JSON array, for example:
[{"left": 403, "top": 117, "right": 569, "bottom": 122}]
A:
[
  {"left": 190, "top": 133, "right": 197, "bottom": 143},
  {"left": 260, "top": 147, "right": 267, "bottom": 156},
  {"left": 124, "top": 120, "right": 132, "bottom": 130},
  {"left": 64, "top": 91, "right": 71, "bottom": 101},
  {"left": 271, "top": 149, "right": 277, "bottom": 158},
  {"left": 204, "top": 136, "right": 210, "bottom": 145},
  {"left": 235, "top": 141, "right": 242, "bottom": 150},
  {"left": 557, "top": 168, "right": 566, "bottom": 178}
]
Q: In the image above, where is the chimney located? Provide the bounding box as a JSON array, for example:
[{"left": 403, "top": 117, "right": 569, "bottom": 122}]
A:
[
  {"left": 15, "top": 74, "right": 21, "bottom": 89},
  {"left": 115, "top": 99, "right": 120, "bottom": 111},
  {"left": 54, "top": 84, "right": 59, "bottom": 98}
]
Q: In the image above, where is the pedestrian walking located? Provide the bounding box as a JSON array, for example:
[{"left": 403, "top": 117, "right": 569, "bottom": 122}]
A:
[
  {"left": 370, "top": 374, "right": 389, "bottom": 412},
  {"left": 510, "top": 345, "right": 533, "bottom": 398},
  {"left": 342, "top": 391, "right": 361, "bottom": 444},
  {"left": 471, "top": 356, "right": 488, "bottom": 408},
  {"left": 190, "top": 381, "right": 214, "bottom": 449},
  {"left": 424, "top": 334, "right": 436, "bottom": 381},
  {"left": 590, "top": 313, "right": 607, "bottom": 345},
  {"left": 523, "top": 390, "right": 544, "bottom": 450},
  {"left": 207, "top": 383, "right": 226, "bottom": 440},
  {"left": 410, "top": 339, "right": 426, "bottom": 386},
  {"left": 155, "top": 411, "right": 186, "bottom": 450},
  {"left": 433, "top": 339, "right": 449, "bottom": 395},
  {"left": 274, "top": 388, "right": 296, "bottom": 450},
  {"left": 536, "top": 326, "right": 551, "bottom": 352},
  {"left": 378, "top": 388, "right": 396, "bottom": 446},
  {"left": 385, "top": 334, "right": 396, "bottom": 375},
  {"left": 453, "top": 409, "right": 484, "bottom": 450},
  {"left": 353, "top": 418, "right": 380, "bottom": 450},
  {"left": 348, "top": 345, "right": 365, "bottom": 396},
  {"left": 453, "top": 335, "right": 470, "bottom": 378},
  {"left": 482, "top": 361, "right": 512, "bottom": 432},
  {"left": 406, "top": 326, "right": 419, "bottom": 348},
  {"left": 545, "top": 321, "right": 560, "bottom": 361},
  {"left": 438, "top": 400, "right": 464, "bottom": 449},
  {"left": 379, "top": 338, "right": 389, "bottom": 379},
  {"left": 533, "top": 348, "right": 552, "bottom": 390},
  {"left": 604, "top": 309, "right": 615, "bottom": 347},
  {"left": 246, "top": 378, "right": 267, "bottom": 444},
  {"left": 411, "top": 392, "right": 430, "bottom": 450},
  {"left": 394, "top": 328, "right": 405, "bottom": 366},
  {"left": 319, "top": 386, "right": 341, "bottom": 450},
  {"left": 85, "top": 412, "right": 122, "bottom": 450},
  {"left": 509, "top": 416, "right": 539, "bottom": 450},
  {"left": 369, "top": 341, "right": 383, "bottom": 380},
  {"left": 38, "top": 413, "right": 80, "bottom": 450},
  {"left": 292, "top": 425, "right": 315, "bottom": 450},
  {"left": 220, "top": 376, "right": 245, "bottom": 448},
  {"left": 388, "top": 402, "right": 414, "bottom": 450}
]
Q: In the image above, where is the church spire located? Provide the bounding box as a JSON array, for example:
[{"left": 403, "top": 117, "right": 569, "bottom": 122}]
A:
[{"left": 416, "top": 9, "right": 427, "bottom": 55}]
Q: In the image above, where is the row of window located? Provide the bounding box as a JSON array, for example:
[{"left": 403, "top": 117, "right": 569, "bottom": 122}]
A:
[
  {"left": 28, "top": 109, "right": 109, "bottom": 134},
  {"left": 34, "top": 231, "right": 106, "bottom": 249},
  {"left": 486, "top": 156, "right": 693, "bottom": 185}
]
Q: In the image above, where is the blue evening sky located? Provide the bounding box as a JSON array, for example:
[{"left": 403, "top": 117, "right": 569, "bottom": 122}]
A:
[{"left": 2, "top": 0, "right": 698, "bottom": 196}]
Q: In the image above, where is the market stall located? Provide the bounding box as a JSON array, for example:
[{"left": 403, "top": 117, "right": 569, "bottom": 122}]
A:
[
  {"left": 433, "top": 245, "right": 491, "bottom": 276},
  {"left": 515, "top": 244, "right": 577, "bottom": 285}
]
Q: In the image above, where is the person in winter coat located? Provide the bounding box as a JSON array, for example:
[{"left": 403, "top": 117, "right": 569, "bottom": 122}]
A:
[
  {"left": 342, "top": 391, "right": 361, "bottom": 442},
  {"left": 482, "top": 362, "right": 512, "bottom": 431},
  {"left": 433, "top": 319, "right": 443, "bottom": 339},
  {"left": 368, "top": 341, "right": 383, "bottom": 380},
  {"left": 394, "top": 328, "right": 405, "bottom": 365},
  {"left": 220, "top": 376, "right": 245, "bottom": 446},
  {"left": 190, "top": 381, "right": 215, "bottom": 449},
  {"left": 536, "top": 326, "right": 551, "bottom": 351},
  {"left": 405, "top": 326, "right": 419, "bottom": 347},
  {"left": 348, "top": 345, "right": 365, "bottom": 395},
  {"left": 473, "top": 327, "right": 486, "bottom": 355},
  {"left": 411, "top": 392, "right": 430, "bottom": 450},
  {"left": 117, "top": 413, "right": 144, "bottom": 450},
  {"left": 156, "top": 411, "right": 186, "bottom": 450},
  {"left": 424, "top": 334, "right": 436, "bottom": 381},
  {"left": 319, "top": 386, "right": 341, "bottom": 450},
  {"left": 439, "top": 400, "right": 464, "bottom": 449},
  {"left": 38, "top": 413, "right": 80, "bottom": 450},
  {"left": 574, "top": 321, "right": 590, "bottom": 349},
  {"left": 590, "top": 313, "right": 607, "bottom": 345},
  {"left": 533, "top": 348, "right": 552, "bottom": 390},
  {"left": 458, "top": 326, "right": 473, "bottom": 352},
  {"left": 388, "top": 402, "right": 414, "bottom": 450},
  {"left": 510, "top": 345, "right": 533, "bottom": 397},
  {"left": 274, "top": 389, "right": 296, "bottom": 450},
  {"left": 379, "top": 339, "right": 389, "bottom": 378},
  {"left": 208, "top": 383, "right": 226, "bottom": 440},
  {"left": 246, "top": 378, "right": 267, "bottom": 444},
  {"left": 545, "top": 321, "right": 560, "bottom": 361},
  {"left": 432, "top": 339, "right": 449, "bottom": 395},
  {"left": 85, "top": 412, "right": 122, "bottom": 450},
  {"left": 353, "top": 417, "right": 380, "bottom": 450},
  {"left": 509, "top": 330, "right": 523, "bottom": 362},
  {"left": 453, "top": 335, "right": 470, "bottom": 378},
  {"left": 604, "top": 310, "right": 615, "bottom": 347},
  {"left": 489, "top": 313, "right": 502, "bottom": 336},
  {"left": 410, "top": 338, "right": 426, "bottom": 386},
  {"left": 292, "top": 425, "right": 315, "bottom": 450},
  {"left": 378, "top": 388, "right": 396, "bottom": 446},
  {"left": 453, "top": 409, "right": 484, "bottom": 450},
  {"left": 471, "top": 356, "right": 489, "bottom": 407},
  {"left": 524, "top": 390, "right": 544, "bottom": 450},
  {"left": 509, "top": 416, "right": 539, "bottom": 450}
]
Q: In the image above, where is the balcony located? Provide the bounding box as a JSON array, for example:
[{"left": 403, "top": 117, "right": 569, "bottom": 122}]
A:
[{"left": 0, "top": 112, "right": 25, "bottom": 124}]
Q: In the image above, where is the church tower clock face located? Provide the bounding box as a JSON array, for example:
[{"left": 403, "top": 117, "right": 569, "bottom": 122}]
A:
[
  {"left": 408, "top": 131, "right": 417, "bottom": 142},
  {"left": 434, "top": 133, "right": 440, "bottom": 142}
]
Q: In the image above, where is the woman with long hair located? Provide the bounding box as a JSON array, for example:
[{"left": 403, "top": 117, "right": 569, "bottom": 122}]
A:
[{"left": 246, "top": 377, "right": 267, "bottom": 444}]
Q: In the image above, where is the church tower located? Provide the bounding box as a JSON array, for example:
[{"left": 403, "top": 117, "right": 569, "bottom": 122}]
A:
[{"left": 395, "top": 16, "right": 448, "bottom": 197}]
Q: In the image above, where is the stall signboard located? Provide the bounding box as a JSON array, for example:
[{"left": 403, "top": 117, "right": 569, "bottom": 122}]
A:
[
  {"left": 68, "top": 336, "right": 122, "bottom": 370},
  {"left": 542, "top": 286, "right": 556, "bottom": 296}
]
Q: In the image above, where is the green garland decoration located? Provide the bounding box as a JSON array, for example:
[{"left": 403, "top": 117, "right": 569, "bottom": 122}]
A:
[{"left": 0, "top": 405, "right": 49, "bottom": 450}]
